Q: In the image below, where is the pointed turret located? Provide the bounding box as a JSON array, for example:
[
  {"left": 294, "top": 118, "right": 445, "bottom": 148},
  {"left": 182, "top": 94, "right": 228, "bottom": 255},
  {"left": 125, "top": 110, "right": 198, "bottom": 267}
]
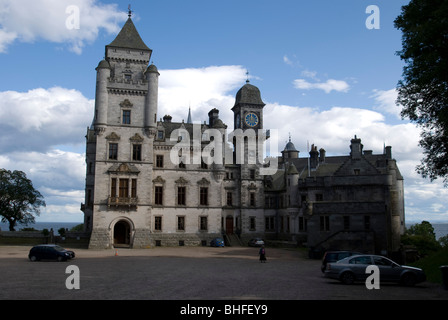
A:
[
  {"left": 107, "top": 17, "right": 152, "bottom": 52},
  {"left": 187, "top": 107, "right": 192, "bottom": 124}
]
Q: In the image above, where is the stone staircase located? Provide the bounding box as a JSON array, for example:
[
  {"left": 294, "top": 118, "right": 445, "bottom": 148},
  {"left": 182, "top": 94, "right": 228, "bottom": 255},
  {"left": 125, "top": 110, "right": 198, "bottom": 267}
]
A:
[{"left": 225, "top": 234, "right": 243, "bottom": 247}]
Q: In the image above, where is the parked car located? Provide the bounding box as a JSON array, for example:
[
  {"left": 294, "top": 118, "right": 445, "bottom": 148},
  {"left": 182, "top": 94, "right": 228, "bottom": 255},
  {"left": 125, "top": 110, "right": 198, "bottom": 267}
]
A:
[
  {"left": 324, "top": 254, "right": 426, "bottom": 286},
  {"left": 321, "top": 251, "right": 362, "bottom": 273},
  {"left": 248, "top": 238, "right": 265, "bottom": 247},
  {"left": 28, "top": 244, "right": 75, "bottom": 262},
  {"left": 210, "top": 238, "right": 225, "bottom": 247}
]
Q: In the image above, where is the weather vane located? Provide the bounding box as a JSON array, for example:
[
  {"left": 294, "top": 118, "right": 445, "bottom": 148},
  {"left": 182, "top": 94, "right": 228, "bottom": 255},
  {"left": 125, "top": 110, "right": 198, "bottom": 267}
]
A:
[
  {"left": 128, "top": 4, "right": 133, "bottom": 18},
  {"left": 246, "top": 70, "right": 250, "bottom": 83}
]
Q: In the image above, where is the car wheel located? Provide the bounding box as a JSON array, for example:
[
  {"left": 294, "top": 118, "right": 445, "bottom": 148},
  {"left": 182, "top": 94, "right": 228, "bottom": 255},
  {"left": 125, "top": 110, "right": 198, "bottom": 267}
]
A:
[
  {"left": 29, "top": 255, "right": 38, "bottom": 262},
  {"left": 57, "top": 256, "right": 64, "bottom": 262},
  {"left": 340, "top": 272, "right": 355, "bottom": 285},
  {"left": 401, "top": 273, "right": 416, "bottom": 286}
]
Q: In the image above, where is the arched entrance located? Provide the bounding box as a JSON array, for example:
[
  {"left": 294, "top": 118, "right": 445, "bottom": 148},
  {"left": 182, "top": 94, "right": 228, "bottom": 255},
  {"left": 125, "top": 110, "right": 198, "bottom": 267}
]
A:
[{"left": 113, "top": 220, "right": 131, "bottom": 247}]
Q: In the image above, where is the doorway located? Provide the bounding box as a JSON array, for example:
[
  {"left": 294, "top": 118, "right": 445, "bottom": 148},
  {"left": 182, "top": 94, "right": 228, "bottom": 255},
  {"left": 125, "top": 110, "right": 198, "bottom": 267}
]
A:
[
  {"left": 114, "top": 220, "right": 131, "bottom": 247},
  {"left": 226, "top": 216, "right": 234, "bottom": 235}
]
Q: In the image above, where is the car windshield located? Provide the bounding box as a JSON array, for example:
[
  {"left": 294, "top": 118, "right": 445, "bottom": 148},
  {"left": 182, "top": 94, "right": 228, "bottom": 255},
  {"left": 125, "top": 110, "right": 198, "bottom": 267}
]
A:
[{"left": 52, "top": 245, "right": 66, "bottom": 252}]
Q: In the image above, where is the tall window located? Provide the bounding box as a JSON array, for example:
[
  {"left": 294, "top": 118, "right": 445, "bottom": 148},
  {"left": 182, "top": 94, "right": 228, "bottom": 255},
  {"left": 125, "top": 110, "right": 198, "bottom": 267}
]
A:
[
  {"left": 265, "top": 217, "right": 275, "bottom": 231},
  {"left": 156, "top": 155, "right": 164, "bottom": 168},
  {"left": 200, "top": 187, "right": 208, "bottom": 206},
  {"left": 122, "top": 110, "right": 131, "bottom": 125},
  {"left": 131, "top": 179, "right": 137, "bottom": 198},
  {"left": 111, "top": 178, "right": 117, "bottom": 197},
  {"left": 177, "top": 216, "right": 185, "bottom": 231},
  {"left": 177, "top": 186, "right": 186, "bottom": 206},
  {"left": 343, "top": 216, "right": 350, "bottom": 230},
  {"left": 299, "top": 217, "right": 307, "bottom": 231},
  {"left": 364, "top": 216, "right": 371, "bottom": 230},
  {"left": 109, "top": 143, "right": 118, "bottom": 160},
  {"left": 155, "top": 186, "right": 163, "bottom": 205},
  {"left": 250, "top": 169, "right": 255, "bottom": 180},
  {"left": 250, "top": 217, "right": 256, "bottom": 231},
  {"left": 133, "top": 144, "right": 142, "bottom": 161},
  {"left": 154, "top": 216, "right": 162, "bottom": 231},
  {"left": 119, "top": 179, "right": 129, "bottom": 198},
  {"left": 226, "top": 192, "right": 233, "bottom": 206},
  {"left": 320, "top": 216, "right": 330, "bottom": 231},
  {"left": 250, "top": 193, "right": 256, "bottom": 206},
  {"left": 200, "top": 217, "right": 208, "bottom": 231}
]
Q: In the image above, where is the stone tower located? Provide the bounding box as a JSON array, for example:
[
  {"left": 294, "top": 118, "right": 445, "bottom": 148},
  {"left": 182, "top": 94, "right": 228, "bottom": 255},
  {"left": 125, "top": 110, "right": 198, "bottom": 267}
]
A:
[
  {"left": 231, "top": 80, "right": 267, "bottom": 235},
  {"left": 83, "top": 17, "right": 158, "bottom": 249}
]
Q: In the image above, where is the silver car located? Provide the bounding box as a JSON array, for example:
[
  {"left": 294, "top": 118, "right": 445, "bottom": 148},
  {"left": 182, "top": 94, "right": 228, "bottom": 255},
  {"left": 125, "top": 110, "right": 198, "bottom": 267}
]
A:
[{"left": 324, "top": 254, "right": 426, "bottom": 286}]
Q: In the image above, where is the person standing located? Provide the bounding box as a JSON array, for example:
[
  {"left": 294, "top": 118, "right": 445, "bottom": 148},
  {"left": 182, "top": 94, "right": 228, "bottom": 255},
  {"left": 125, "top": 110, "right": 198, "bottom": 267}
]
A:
[{"left": 259, "top": 245, "right": 266, "bottom": 263}]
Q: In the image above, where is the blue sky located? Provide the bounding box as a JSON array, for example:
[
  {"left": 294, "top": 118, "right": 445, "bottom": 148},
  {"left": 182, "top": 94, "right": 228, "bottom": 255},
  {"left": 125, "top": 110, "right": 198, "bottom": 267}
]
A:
[{"left": 0, "top": 0, "right": 447, "bottom": 223}]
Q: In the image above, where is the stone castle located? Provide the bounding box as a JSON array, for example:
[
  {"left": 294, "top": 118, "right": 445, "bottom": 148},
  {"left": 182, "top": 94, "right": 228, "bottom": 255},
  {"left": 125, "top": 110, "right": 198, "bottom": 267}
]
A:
[{"left": 82, "top": 16, "right": 405, "bottom": 255}]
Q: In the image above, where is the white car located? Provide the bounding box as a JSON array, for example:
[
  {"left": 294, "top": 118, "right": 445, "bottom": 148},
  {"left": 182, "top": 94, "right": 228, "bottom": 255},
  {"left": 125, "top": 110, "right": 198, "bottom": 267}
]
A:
[{"left": 248, "top": 238, "right": 265, "bottom": 247}]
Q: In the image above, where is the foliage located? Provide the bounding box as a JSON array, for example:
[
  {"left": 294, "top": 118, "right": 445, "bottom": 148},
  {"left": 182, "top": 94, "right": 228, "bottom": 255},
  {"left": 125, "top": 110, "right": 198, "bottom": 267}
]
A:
[
  {"left": 70, "top": 224, "right": 84, "bottom": 232},
  {"left": 58, "top": 227, "right": 66, "bottom": 237},
  {"left": 0, "top": 169, "right": 46, "bottom": 231},
  {"left": 439, "top": 235, "right": 448, "bottom": 248},
  {"left": 394, "top": 0, "right": 448, "bottom": 185},
  {"left": 410, "top": 246, "right": 448, "bottom": 283},
  {"left": 42, "top": 228, "right": 49, "bottom": 237},
  {"left": 402, "top": 221, "right": 441, "bottom": 257}
]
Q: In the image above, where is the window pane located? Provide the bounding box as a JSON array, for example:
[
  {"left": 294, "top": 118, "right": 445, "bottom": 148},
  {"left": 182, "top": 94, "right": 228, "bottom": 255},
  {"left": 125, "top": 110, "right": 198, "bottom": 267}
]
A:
[
  {"left": 109, "top": 143, "right": 118, "bottom": 160},
  {"left": 178, "top": 187, "right": 186, "bottom": 205},
  {"left": 119, "top": 179, "right": 129, "bottom": 198},
  {"left": 122, "top": 110, "right": 131, "bottom": 124},
  {"left": 200, "top": 187, "right": 208, "bottom": 205},
  {"left": 133, "top": 145, "right": 142, "bottom": 161},
  {"left": 155, "top": 186, "right": 163, "bottom": 205}
]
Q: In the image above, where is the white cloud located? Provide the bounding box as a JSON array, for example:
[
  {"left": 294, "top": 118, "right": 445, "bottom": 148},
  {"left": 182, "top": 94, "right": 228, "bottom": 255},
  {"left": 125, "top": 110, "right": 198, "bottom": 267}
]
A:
[
  {"left": 301, "top": 70, "right": 318, "bottom": 80},
  {"left": 371, "top": 88, "right": 402, "bottom": 119},
  {"left": 158, "top": 65, "right": 247, "bottom": 125},
  {"left": 283, "top": 55, "right": 293, "bottom": 66},
  {"left": 0, "top": 0, "right": 126, "bottom": 54},
  {"left": 293, "top": 78, "right": 350, "bottom": 93},
  {"left": 0, "top": 87, "right": 94, "bottom": 153}
]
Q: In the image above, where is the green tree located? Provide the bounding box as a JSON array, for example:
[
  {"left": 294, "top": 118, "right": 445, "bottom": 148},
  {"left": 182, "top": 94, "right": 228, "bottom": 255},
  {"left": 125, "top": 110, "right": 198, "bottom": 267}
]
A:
[
  {"left": 0, "top": 169, "right": 46, "bottom": 231},
  {"left": 402, "top": 221, "right": 441, "bottom": 256},
  {"left": 394, "top": 0, "right": 448, "bottom": 185}
]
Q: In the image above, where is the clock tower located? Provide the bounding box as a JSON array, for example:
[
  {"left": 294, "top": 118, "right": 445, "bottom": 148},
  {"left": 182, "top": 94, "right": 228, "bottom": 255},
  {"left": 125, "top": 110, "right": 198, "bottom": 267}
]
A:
[
  {"left": 232, "top": 80, "right": 265, "bottom": 130},
  {"left": 231, "top": 80, "right": 266, "bottom": 236}
]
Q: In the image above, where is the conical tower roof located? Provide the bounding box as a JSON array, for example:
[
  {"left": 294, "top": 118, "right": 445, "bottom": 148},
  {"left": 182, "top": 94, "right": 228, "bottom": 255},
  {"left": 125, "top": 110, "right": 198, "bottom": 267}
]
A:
[{"left": 107, "top": 17, "right": 151, "bottom": 52}]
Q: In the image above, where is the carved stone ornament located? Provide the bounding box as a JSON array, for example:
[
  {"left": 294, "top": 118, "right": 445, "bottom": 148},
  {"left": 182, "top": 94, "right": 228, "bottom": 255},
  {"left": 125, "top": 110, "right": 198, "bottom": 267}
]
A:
[
  {"left": 130, "top": 133, "right": 144, "bottom": 142},
  {"left": 106, "top": 132, "right": 121, "bottom": 141},
  {"left": 120, "top": 99, "right": 133, "bottom": 108},
  {"left": 152, "top": 176, "right": 165, "bottom": 184},
  {"left": 197, "top": 178, "right": 210, "bottom": 186},
  {"left": 175, "top": 177, "right": 189, "bottom": 185},
  {"left": 108, "top": 163, "right": 140, "bottom": 174}
]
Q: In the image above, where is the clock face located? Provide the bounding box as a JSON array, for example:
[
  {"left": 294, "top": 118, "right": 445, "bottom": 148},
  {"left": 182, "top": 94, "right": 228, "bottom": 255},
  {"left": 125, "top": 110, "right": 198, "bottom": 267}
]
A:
[{"left": 245, "top": 112, "right": 259, "bottom": 128}]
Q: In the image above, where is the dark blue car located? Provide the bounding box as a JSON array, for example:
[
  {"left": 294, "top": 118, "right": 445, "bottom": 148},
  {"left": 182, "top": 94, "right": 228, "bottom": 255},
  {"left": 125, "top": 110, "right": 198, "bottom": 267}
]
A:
[
  {"left": 210, "top": 238, "right": 225, "bottom": 247},
  {"left": 28, "top": 244, "right": 75, "bottom": 262}
]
